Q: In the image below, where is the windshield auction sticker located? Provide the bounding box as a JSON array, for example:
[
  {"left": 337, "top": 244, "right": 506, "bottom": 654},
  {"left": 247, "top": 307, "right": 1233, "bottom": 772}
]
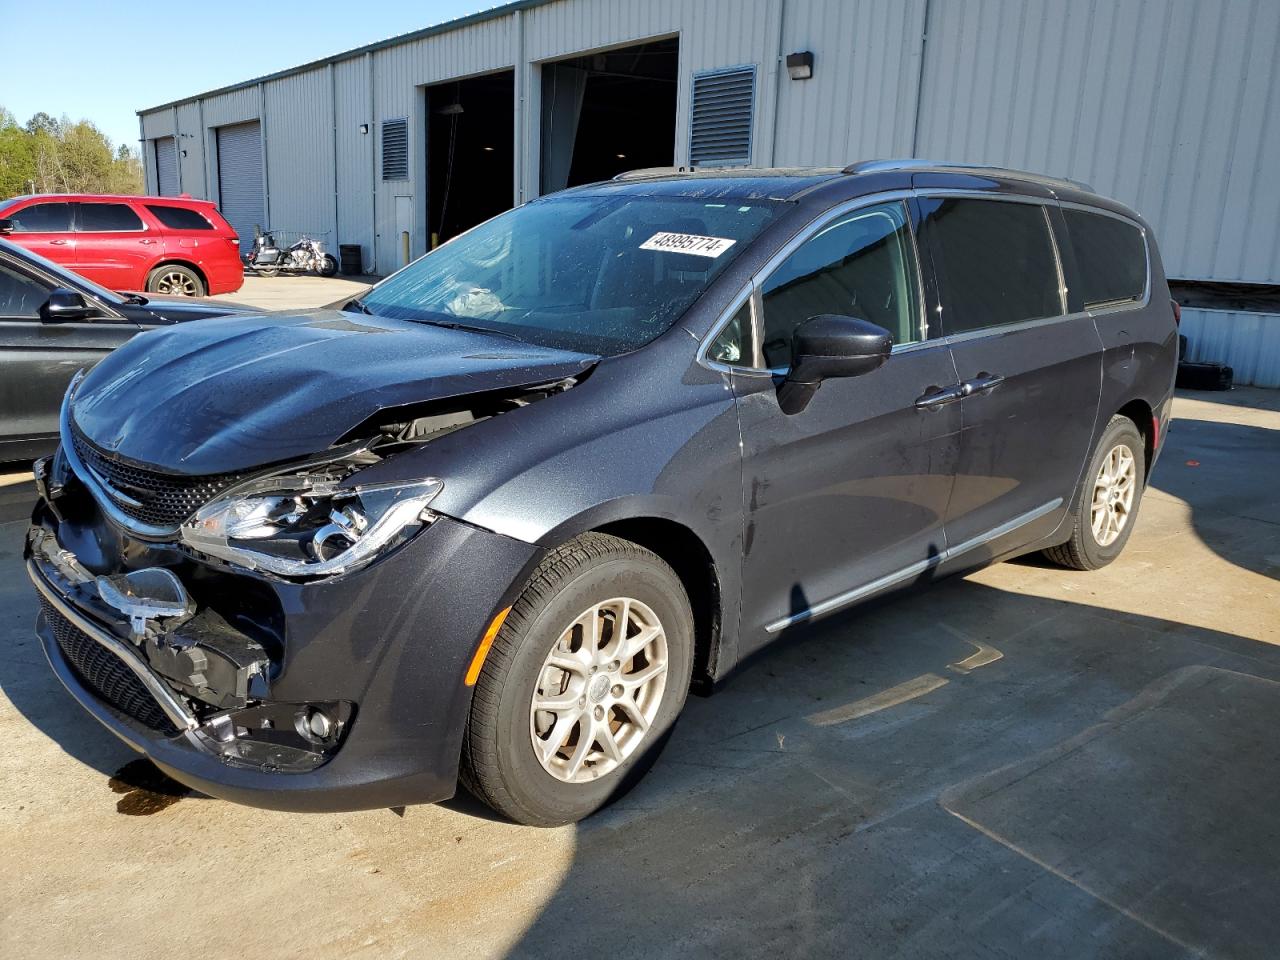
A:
[{"left": 640, "top": 232, "right": 737, "bottom": 257}]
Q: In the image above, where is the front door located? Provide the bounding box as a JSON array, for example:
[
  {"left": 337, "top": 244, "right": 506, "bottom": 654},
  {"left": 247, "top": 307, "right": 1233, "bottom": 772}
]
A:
[
  {"left": 918, "top": 195, "right": 1102, "bottom": 554},
  {"left": 4, "top": 200, "right": 76, "bottom": 266},
  {"left": 0, "top": 253, "right": 139, "bottom": 455},
  {"left": 730, "top": 199, "right": 960, "bottom": 649}
]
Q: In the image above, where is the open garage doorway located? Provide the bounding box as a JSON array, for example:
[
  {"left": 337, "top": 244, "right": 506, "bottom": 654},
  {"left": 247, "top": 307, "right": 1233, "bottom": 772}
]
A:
[
  {"left": 540, "top": 37, "right": 678, "bottom": 194},
  {"left": 426, "top": 70, "right": 514, "bottom": 245}
]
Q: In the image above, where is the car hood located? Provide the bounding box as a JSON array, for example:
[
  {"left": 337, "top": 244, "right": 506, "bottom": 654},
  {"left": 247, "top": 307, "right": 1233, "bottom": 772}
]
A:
[
  {"left": 131, "top": 294, "right": 258, "bottom": 322},
  {"left": 71, "top": 309, "right": 598, "bottom": 474}
]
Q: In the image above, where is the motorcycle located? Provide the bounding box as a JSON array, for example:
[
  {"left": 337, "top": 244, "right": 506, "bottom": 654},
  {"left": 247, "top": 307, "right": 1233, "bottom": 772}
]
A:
[{"left": 244, "top": 227, "right": 339, "bottom": 278}]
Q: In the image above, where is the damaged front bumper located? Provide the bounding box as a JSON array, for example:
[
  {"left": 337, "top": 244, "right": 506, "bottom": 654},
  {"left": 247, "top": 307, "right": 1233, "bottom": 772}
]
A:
[{"left": 27, "top": 483, "right": 541, "bottom": 812}]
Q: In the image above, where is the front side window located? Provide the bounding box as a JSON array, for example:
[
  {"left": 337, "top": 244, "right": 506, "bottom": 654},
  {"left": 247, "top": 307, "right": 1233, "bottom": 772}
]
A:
[
  {"left": 361, "top": 194, "right": 783, "bottom": 356},
  {"left": 760, "top": 201, "right": 921, "bottom": 369},
  {"left": 707, "top": 298, "right": 754, "bottom": 365},
  {"left": 1062, "top": 208, "right": 1146, "bottom": 309},
  {"left": 5, "top": 202, "right": 73, "bottom": 233},
  {"left": 0, "top": 260, "right": 51, "bottom": 319},
  {"left": 78, "top": 203, "right": 144, "bottom": 232},
  {"left": 923, "top": 197, "right": 1062, "bottom": 335},
  {"left": 146, "top": 204, "right": 214, "bottom": 230}
]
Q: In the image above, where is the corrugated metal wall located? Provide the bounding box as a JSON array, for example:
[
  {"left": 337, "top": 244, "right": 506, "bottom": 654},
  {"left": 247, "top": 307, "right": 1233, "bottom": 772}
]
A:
[
  {"left": 914, "top": 0, "right": 1280, "bottom": 285},
  {"left": 1180, "top": 310, "right": 1280, "bottom": 388},
  {"left": 136, "top": 0, "right": 1280, "bottom": 359}
]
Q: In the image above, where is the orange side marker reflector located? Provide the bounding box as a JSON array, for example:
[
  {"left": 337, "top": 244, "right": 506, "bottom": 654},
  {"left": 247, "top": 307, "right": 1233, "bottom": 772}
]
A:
[{"left": 465, "top": 607, "right": 511, "bottom": 686}]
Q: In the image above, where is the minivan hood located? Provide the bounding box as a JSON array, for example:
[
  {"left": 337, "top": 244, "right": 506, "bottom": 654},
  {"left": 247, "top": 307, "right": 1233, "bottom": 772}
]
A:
[{"left": 71, "top": 309, "right": 598, "bottom": 474}]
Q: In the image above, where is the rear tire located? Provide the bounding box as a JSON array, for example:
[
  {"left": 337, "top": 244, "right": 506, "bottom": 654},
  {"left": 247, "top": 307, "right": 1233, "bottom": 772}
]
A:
[
  {"left": 460, "top": 533, "right": 693, "bottom": 826},
  {"left": 145, "top": 264, "right": 205, "bottom": 297},
  {"left": 1043, "top": 415, "right": 1146, "bottom": 570}
]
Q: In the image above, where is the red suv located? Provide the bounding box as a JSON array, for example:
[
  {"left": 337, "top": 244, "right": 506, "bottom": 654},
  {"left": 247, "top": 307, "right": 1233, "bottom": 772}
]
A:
[{"left": 0, "top": 194, "right": 243, "bottom": 296}]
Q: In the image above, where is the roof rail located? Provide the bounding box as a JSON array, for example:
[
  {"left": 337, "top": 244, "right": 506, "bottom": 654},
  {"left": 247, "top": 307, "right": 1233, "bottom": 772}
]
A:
[
  {"left": 612, "top": 166, "right": 696, "bottom": 181},
  {"left": 841, "top": 158, "right": 1094, "bottom": 193}
]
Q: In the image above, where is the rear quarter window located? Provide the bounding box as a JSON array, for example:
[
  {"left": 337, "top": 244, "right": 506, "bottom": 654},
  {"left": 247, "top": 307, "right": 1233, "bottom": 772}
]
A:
[
  {"left": 1062, "top": 208, "right": 1147, "bottom": 309},
  {"left": 146, "top": 204, "right": 215, "bottom": 230}
]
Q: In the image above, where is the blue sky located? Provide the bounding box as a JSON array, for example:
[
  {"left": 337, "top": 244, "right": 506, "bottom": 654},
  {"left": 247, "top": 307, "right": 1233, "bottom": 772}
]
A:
[{"left": 0, "top": 0, "right": 487, "bottom": 152}]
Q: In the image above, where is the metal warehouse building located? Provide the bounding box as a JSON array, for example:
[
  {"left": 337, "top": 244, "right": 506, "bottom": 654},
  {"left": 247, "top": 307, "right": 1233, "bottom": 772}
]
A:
[{"left": 138, "top": 0, "right": 1280, "bottom": 385}]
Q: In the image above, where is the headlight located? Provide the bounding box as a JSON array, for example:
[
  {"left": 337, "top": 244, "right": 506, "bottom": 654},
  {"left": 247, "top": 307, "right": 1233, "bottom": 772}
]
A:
[{"left": 181, "top": 475, "right": 443, "bottom": 578}]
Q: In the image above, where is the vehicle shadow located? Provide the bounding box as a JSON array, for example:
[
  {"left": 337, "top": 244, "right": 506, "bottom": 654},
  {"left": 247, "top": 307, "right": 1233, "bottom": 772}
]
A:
[
  {"left": 500, "top": 578, "right": 1280, "bottom": 959},
  {"left": 1145, "top": 412, "right": 1279, "bottom": 579}
]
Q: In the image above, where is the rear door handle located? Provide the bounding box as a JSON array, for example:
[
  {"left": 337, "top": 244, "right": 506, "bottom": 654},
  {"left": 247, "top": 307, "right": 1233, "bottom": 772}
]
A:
[
  {"left": 49, "top": 238, "right": 68, "bottom": 246},
  {"left": 140, "top": 238, "right": 158, "bottom": 245},
  {"left": 915, "top": 384, "right": 965, "bottom": 411},
  {"left": 961, "top": 373, "right": 1005, "bottom": 396}
]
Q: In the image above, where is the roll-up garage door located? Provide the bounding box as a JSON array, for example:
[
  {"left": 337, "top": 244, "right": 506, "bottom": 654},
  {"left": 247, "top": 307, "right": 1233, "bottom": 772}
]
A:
[
  {"left": 216, "top": 121, "right": 264, "bottom": 253},
  {"left": 154, "top": 137, "right": 179, "bottom": 195}
]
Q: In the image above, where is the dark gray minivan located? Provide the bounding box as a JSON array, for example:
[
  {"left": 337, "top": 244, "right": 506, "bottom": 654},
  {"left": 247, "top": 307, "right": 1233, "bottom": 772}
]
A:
[{"left": 26, "top": 160, "right": 1177, "bottom": 825}]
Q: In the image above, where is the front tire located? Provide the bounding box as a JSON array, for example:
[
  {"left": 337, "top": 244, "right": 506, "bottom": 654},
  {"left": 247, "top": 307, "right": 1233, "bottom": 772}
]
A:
[
  {"left": 146, "top": 264, "right": 205, "bottom": 297},
  {"left": 461, "top": 533, "right": 693, "bottom": 826},
  {"left": 1043, "top": 415, "right": 1146, "bottom": 570},
  {"left": 318, "top": 254, "right": 339, "bottom": 277}
]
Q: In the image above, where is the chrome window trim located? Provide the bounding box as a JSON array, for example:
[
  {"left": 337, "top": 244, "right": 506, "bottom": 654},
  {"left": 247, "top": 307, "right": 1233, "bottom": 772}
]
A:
[
  {"left": 1055, "top": 201, "right": 1153, "bottom": 316},
  {"left": 698, "top": 190, "right": 924, "bottom": 375}
]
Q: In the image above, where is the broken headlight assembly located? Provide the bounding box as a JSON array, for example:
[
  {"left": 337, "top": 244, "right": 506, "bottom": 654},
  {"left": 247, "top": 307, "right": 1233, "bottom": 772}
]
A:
[{"left": 180, "top": 474, "right": 443, "bottom": 579}]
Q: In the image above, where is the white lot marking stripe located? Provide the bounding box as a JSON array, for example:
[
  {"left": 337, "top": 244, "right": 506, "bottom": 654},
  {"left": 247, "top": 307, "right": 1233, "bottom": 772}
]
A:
[
  {"left": 806, "top": 673, "right": 949, "bottom": 727},
  {"left": 639, "top": 232, "right": 736, "bottom": 258}
]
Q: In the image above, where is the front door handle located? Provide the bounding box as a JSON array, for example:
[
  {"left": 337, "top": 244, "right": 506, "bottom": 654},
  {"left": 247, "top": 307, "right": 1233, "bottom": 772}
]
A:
[
  {"left": 961, "top": 373, "right": 1005, "bottom": 396},
  {"left": 139, "top": 238, "right": 158, "bottom": 245},
  {"left": 915, "top": 384, "right": 965, "bottom": 411},
  {"left": 49, "top": 238, "right": 68, "bottom": 246}
]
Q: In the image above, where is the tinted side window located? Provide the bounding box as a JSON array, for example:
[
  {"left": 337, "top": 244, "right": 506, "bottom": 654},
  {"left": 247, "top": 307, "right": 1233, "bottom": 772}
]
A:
[
  {"left": 78, "top": 203, "right": 145, "bottom": 232},
  {"left": 0, "top": 261, "right": 52, "bottom": 318},
  {"left": 7, "top": 202, "right": 72, "bottom": 233},
  {"left": 760, "top": 201, "right": 920, "bottom": 368},
  {"left": 146, "top": 204, "right": 214, "bottom": 230},
  {"left": 925, "top": 198, "right": 1061, "bottom": 334},
  {"left": 1062, "top": 209, "right": 1146, "bottom": 308}
]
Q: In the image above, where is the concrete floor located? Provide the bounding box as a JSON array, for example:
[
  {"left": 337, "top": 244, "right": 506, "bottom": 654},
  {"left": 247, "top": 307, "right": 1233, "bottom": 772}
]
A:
[
  {"left": 212, "top": 272, "right": 376, "bottom": 311},
  {"left": 1, "top": 388, "right": 1277, "bottom": 960}
]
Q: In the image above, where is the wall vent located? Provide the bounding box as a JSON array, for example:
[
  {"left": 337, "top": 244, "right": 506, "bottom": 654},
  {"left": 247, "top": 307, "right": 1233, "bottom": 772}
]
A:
[
  {"left": 690, "top": 66, "right": 755, "bottom": 166},
  {"left": 381, "top": 118, "right": 409, "bottom": 181}
]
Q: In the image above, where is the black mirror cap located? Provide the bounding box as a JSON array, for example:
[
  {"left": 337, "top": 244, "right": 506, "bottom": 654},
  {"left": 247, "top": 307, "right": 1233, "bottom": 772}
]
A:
[
  {"left": 0, "top": 218, "right": 13, "bottom": 235},
  {"left": 789, "top": 314, "right": 893, "bottom": 384},
  {"left": 779, "top": 315, "right": 893, "bottom": 414},
  {"left": 42, "top": 287, "right": 96, "bottom": 322}
]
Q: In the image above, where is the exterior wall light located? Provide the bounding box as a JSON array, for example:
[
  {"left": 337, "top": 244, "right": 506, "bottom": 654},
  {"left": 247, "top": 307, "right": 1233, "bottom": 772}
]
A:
[
  {"left": 786, "top": 51, "right": 814, "bottom": 80},
  {"left": 358, "top": 124, "right": 370, "bottom": 134}
]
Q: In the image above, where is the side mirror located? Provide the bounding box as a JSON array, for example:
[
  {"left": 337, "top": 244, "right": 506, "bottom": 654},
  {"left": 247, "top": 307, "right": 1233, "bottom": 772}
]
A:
[
  {"left": 0, "top": 218, "right": 13, "bottom": 235},
  {"left": 778, "top": 314, "right": 893, "bottom": 414},
  {"left": 41, "top": 288, "right": 98, "bottom": 322}
]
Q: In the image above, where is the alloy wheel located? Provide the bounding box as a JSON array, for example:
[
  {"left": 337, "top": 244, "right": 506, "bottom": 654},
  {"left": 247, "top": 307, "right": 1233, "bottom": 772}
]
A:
[
  {"left": 154, "top": 270, "right": 198, "bottom": 296},
  {"left": 1091, "top": 443, "right": 1137, "bottom": 547},
  {"left": 529, "top": 597, "right": 669, "bottom": 783}
]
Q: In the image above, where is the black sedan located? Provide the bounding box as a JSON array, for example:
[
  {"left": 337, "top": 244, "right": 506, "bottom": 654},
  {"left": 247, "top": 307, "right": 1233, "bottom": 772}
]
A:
[{"left": 0, "top": 234, "right": 254, "bottom": 461}]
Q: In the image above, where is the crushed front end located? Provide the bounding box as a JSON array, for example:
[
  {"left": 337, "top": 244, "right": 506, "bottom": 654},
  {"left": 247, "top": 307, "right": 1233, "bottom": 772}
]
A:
[{"left": 27, "top": 379, "right": 542, "bottom": 812}]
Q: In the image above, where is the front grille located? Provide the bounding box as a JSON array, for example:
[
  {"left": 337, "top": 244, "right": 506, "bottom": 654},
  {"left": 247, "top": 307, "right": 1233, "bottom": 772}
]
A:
[
  {"left": 71, "top": 426, "right": 244, "bottom": 528},
  {"left": 40, "top": 596, "right": 178, "bottom": 734}
]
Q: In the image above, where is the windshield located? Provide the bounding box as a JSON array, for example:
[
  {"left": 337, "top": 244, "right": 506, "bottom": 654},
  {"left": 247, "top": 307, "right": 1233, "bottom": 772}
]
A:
[{"left": 359, "top": 194, "right": 783, "bottom": 355}]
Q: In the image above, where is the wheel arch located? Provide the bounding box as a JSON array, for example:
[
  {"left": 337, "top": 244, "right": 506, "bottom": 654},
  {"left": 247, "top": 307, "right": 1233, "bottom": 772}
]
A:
[{"left": 1115, "top": 397, "right": 1156, "bottom": 477}]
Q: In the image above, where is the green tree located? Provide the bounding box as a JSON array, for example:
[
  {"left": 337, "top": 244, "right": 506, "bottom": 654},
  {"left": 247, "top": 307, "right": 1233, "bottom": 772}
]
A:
[{"left": 0, "top": 105, "right": 142, "bottom": 198}]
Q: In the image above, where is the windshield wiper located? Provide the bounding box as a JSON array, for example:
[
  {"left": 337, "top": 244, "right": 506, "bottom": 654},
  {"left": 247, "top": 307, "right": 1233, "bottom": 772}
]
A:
[
  {"left": 346, "top": 297, "right": 373, "bottom": 315},
  {"left": 414, "top": 318, "right": 523, "bottom": 342}
]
